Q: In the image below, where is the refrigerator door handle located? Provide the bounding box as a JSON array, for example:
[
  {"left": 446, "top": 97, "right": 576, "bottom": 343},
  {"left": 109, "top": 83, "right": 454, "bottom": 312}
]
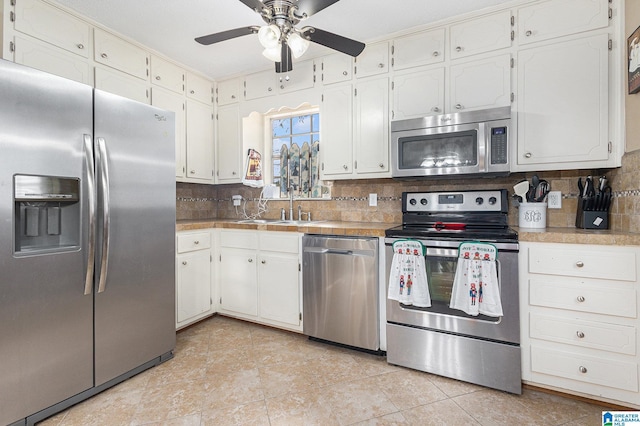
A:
[
  {"left": 96, "top": 137, "right": 111, "bottom": 293},
  {"left": 83, "top": 134, "right": 96, "bottom": 296}
]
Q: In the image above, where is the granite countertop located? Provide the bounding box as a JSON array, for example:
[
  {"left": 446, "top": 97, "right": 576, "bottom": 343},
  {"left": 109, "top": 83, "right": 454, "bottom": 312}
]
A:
[{"left": 176, "top": 219, "right": 640, "bottom": 246}]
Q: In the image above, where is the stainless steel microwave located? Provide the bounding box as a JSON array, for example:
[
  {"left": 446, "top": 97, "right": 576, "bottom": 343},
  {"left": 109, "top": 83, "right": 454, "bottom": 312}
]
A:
[{"left": 391, "top": 106, "right": 511, "bottom": 178}]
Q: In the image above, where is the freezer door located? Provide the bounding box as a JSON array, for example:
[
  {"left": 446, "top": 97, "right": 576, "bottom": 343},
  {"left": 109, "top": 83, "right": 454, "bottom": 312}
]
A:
[
  {"left": 0, "top": 60, "right": 94, "bottom": 424},
  {"left": 93, "top": 90, "right": 176, "bottom": 386}
]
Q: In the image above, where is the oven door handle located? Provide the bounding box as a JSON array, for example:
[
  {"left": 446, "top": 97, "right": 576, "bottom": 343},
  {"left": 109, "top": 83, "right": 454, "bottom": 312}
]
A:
[{"left": 425, "top": 247, "right": 458, "bottom": 258}]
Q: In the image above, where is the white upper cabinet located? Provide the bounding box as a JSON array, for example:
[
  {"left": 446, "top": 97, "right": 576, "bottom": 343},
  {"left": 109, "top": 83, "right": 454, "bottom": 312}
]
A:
[
  {"left": 354, "top": 77, "right": 389, "bottom": 175},
  {"left": 244, "top": 69, "right": 276, "bottom": 100},
  {"left": 392, "top": 67, "right": 445, "bottom": 120},
  {"left": 216, "top": 104, "right": 242, "bottom": 183},
  {"left": 392, "top": 28, "right": 445, "bottom": 70},
  {"left": 94, "top": 66, "right": 149, "bottom": 104},
  {"left": 216, "top": 78, "right": 241, "bottom": 105},
  {"left": 321, "top": 52, "right": 353, "bottom": 85},
  {"left": 321, "top": 84, "right": 354, "bottom": 177},
  {"left": 354, "top": 42, "right": 389, "bottom": 78},
  {"left": 13, "top": 0, "right": 90, "bottom": 58},
  {"left": 185, "top": 98, "right": 215, "bottom": 181},
  {"left": 449, "top": 10, "right": 512, "bottom": 59},
  {"left": 517, "top": 0, "right": 609, "bottom": 45},
  {"left": 277, "top": 59, "right": 315, "bottom": 93},
  {"left": 515, "top": 33, "right": 609, "bottom": 170},
  {"left": 186, "top": 72, "right": 213, "bottom": 105},
  {"left": 94, "top": 28, "right": 149, "bottom": 80},
  {"left": 152, "top": 87, "right": 186, "bottom": 178},
  {"left": 150, "top": 55, "right": 185, "bottom": 94},
  {"left": 449, "top": 53, "right": 511, "bottom": 112}
]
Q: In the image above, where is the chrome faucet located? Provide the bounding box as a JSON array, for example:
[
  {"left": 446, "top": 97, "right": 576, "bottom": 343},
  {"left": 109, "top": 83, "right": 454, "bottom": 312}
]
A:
[
  {"left": 298, "top": 205, "right": 302, "bottom": 221},
  {"left": 288, "top": 186, "right": 294, "bottom": 221}
]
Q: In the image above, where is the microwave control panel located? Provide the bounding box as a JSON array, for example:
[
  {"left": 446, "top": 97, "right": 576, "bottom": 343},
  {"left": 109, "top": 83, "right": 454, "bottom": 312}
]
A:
[{"left": 490, "top": 126, "right": 508, "bottom": 164}]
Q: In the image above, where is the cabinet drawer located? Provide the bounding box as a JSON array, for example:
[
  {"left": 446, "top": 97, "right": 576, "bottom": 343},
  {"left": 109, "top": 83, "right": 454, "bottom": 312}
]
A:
[
  {"left": 531, "top": 345, "right": 639, "bottom": 392},
  {"left": 94, "top": 28, "right": 149, "bottom": 80},
  {"left": 529, "top": 245, "right": 637, "bottom": 282},
  {"left": 177, "top": 232, "right": 211, "bottom": 253},
  {"left": 529, "top": 278, "right": 637, "bottom": 318},
  {"left": 530, "top": 313, "right": 636, "bottom": 355},
  {"left": 151, "top": 55, "right": 184, "bottom": 94},
  {"left": 259, "top": 232, "right": 299, "bottom": 253},
  {"left": 220, "top": 230, "right": 258, "bottom": 249}
]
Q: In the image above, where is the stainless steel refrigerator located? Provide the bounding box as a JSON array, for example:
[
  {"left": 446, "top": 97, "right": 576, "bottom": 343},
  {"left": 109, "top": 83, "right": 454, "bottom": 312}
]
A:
[{"left": 0, "top": 59, "right": 176, "bottom": 426}]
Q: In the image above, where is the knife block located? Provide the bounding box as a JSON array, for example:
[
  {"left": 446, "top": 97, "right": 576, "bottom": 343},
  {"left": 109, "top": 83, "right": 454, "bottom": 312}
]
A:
[{"left": 575, "top": 202, "right": 609, "bottom": 229}]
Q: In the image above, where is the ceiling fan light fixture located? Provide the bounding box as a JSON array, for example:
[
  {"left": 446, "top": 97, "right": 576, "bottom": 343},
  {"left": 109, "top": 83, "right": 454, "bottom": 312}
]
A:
[
  {"left": 262, "top": 45, "right": 282, "bottom": 62},
  {"left": 257, "top": 24, "right": 281, "bottom": 49},
  {"left": 287, "top": 32, "right": 310, "bottom": 58}
]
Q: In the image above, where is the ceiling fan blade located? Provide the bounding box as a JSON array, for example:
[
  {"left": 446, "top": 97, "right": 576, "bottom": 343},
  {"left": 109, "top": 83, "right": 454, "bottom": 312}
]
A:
[
  {"left": 294, "top": 0, "right": 341, "bottom": 18},
  {"left": 195, "top": 27, "right": 257, "bottom": 45},
  {"left": 304, "top": 27, "right": 365, "bottom": 57},
  {"left": 237, "top": 0, "right": 266, "bottom": 13}
]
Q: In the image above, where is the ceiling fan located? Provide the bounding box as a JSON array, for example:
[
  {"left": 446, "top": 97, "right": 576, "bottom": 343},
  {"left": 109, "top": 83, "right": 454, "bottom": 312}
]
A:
[{"left": 195, "top": 0, "right": 366, "bottom": 73}]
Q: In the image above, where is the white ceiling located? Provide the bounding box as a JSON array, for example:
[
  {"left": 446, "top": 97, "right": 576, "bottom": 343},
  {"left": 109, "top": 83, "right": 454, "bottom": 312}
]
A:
[{"left": 53, "top": 0, "right": 514, "bottom": 81}]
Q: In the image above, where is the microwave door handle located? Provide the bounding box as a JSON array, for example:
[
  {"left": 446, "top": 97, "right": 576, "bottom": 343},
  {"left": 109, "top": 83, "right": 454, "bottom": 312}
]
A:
[{"left": 83, "top": 134, "right": 96, "bottom": 296}]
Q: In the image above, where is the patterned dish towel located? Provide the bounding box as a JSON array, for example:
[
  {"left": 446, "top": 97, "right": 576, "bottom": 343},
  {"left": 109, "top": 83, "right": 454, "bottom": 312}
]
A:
[
  {"left": 449, "top": 242, "right": 503, "bottom": 317},
  {"left": 388, "top": 240, "right": 431, "bottom": 307}
]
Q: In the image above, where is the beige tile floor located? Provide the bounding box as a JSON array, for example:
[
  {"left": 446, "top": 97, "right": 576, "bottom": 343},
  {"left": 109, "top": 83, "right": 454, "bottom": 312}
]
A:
[{"left": 39, "top": 315, "right": 615, "bottom": 426}]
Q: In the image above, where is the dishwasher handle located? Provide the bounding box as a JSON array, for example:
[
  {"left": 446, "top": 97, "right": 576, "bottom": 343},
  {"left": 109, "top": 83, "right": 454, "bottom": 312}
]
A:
[{"left": 303, "top": 246, "right": 374, "bottom": 257}]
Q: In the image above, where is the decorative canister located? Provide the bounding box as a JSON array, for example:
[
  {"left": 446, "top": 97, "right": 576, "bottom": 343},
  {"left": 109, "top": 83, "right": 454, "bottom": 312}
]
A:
[{"left": 518, "top": 202, "right": 547, "bottom": 229}]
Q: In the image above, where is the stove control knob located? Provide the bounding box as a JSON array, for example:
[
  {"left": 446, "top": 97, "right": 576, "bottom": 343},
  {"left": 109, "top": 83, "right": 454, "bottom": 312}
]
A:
[
  {"left": 475, "top": 197, "right": 484, "bottom": 205},
  {"left": 420, "top": 198, "right": 428, "bottom": 205},
  {"left": 409, "top": 198, "right": 417, "bottom": 206},
  {"left": 488, "top": 196, "right": 497, "bottom": 205}
]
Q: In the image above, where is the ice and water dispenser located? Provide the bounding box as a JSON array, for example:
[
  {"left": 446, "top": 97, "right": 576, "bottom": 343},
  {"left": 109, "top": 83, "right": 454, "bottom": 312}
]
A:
[{"left": 14, "top": 174, "right": 80, "bottom": 255}]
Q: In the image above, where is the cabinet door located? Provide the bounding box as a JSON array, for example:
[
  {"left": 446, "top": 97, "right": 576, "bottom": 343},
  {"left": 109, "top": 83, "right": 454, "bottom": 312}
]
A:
[
  {"left": 151, "top": 55, "right": 185, "bottom": 94},
  {"left": 278, "top": 59, "right": 315, "bottom": 93},
  {"left": 94, "top": 66, "right": 149, "bottom": 104},
  {"left": 449, "top": 54, "right": 511, "bottom": 112},
  {"left": 392, "top": 28, "right": 445, "bottom": 70},
  {"left": 217, "top": 78, "right": 240, "bottom": 105},
  {"left": 13, "top": 34, "right": 91, "bottom": 84},
  {"left": 219, "top": 248, "right": 258, "bottom": 316},
  {"left": 258, "top": 253, "right": 300, "bottom": 326},
  {"left": 321, "top": 53, "right": 353, "bottom": 85},
  {"left": 94, "top": 28, "right": 149, "bottom": 80},
  {"left": 321, "top": 84, "right": 353, "bottom": 177},
  {"left": 245, "top": 70, "right": 276, "bottom": 100},
  {"left": 518, "top": 0, "right": 609, "bottom": 45},
  {"left": 216, "top": 105, "right": 242, "bottom": 183},
  {"left": 516, "top": 34, "right": 608, "bottom": 168},
  {"left": 152, "top": 87, "right": 186, "bottom": 178},
  {"left": 185, "top": 99, "right": 214, "bottom": 181},
  {"left": 355, "top": 42, "right": 389, "bottom": 78},
  {"left": 450, "top": 10, "right": 512, "bottom": 59},
  {"left": 14, "top": 0, "right": 89, "bottom": 58},
  {"left": 354, "top": 77, "right": 389, "bottom": 175},
  {"left": 186, "top": 72, "right": 213, "bottom": 105},
  {"left": 176, "top": 251, "right": 211, "bottom": 324},
  {"left": 392, "top": 67, "right": 445, "bottom": 120}
]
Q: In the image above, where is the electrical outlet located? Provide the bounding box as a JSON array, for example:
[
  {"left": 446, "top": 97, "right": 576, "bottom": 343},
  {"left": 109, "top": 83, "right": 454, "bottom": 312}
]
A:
[
  {"left": 369, "top": 193, "right": 377, "bottom": 207},
  {"left": 547, "top": 191, "right": 562, "bottom": 209},
  {"left": 232, "top": 195, "right": 242, "bottom": 206}
]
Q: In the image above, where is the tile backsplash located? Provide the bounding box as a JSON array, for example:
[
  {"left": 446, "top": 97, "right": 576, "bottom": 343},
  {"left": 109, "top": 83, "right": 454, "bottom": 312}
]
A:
[{"left": 177, "top": 150, "right": 640, "bottom": 233}]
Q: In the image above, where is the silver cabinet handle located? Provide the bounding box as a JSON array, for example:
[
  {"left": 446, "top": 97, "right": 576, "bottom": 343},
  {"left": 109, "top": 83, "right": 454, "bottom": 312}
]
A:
[
  {"left": 343, "top": 71, "right": 348, "bottom": 76},
  {"left": 455, "top": 46, "right": 462, "bottom": 52},
  {"left": 155, "top": 76, "right": 161, "bottom": 80},
  {"left": 194, "top": 240, "right": 199, "bottom": 245},
  {"left": 577, "top": 296, "right": 586, "bottom": 303},
  {"left": 190, "top": 90, "right": 195, "bottom": 94},
  {"left": 432, "top": 107, "right": 440, "bottom": 112},
  {"left": 576, "top": 331, "right": 585, "bottom": 338},
  {"left": 77, "top": 43, "right": 84, "bottom": 49},
  {"left": 248, "top": 258, "right": 253, "bottom": 263},
  {"left": 190, "top": 170, "right": 196, "bottom": 174},
  {"left": 576, "top": 261, "right": 584, "bottom": 267},
  {"left": 343, "top": 165, "right": 348, "bottom": 170},
  {"left": 182, "top": 261, "right": 187, "bottom": 266},
  {"left": 579, "top": 366, "right": 587, "bottom": 374},
  {"left": 268, "top": 87, "right": 273, "bottom": 92},
  {"left": 231, "top": 95, "right": 236, "bottom": 99},
  {"left": 455, "top": 104, "right": 463, "bottom": 110},
  {"left": 232, "top": 171, "right": 237, "bottom": 175},
  {"left": 281, "top": 85, "right": 285, "bottom": 89},
  {"left": 433, "top": 51, "right": 439, "bottom": 57},
  {"left": 261, "top": 260, "right": 266, "bottom": 264},
  {"left": 524, "top": 152, "right": 532, "bottom": 158},
  {"left": 101, "top": 53, "right": 108, "bottom": 59},
  {"left": 378, "top": 63, "right": 384, "bottom": 68},
  {"left": 379, "top": 163, "right": 384, "bottom": 168},
  {"left": 96, "top": 137, "right": 111, "bottom": 294},
  {"left": 83, "top": 134, "right": 96, "bottom": 296},
  {"left": 525, "top": 30, "right": 533, "bottom": 37}
]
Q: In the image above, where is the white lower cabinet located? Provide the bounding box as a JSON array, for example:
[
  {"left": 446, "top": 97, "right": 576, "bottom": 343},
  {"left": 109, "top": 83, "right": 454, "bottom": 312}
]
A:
[
  {"left": 218, "top": 229, "right": 302, "bottom": 332},
  {"left": 519, "top": 242, "right": 640, "bottom": 407},
  {"left": 176, "top": 230, "right": 214, "bottom": 329}
]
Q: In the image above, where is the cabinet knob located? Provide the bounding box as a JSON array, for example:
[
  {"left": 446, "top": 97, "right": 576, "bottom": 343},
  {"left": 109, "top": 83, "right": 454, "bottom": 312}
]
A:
[
  {"left": 268, "top": 87, "right": 273, "bottom": 92},
  {"left": 194, "top": 240, "right": 199, "bottom": 245},
  {"left": 378, "top": 63, "right": 385, "bottom": 68},
  {"left": 248, "top": 258, "right": 253, "bottom": 263},
  {"left": 576, "top": 295, "right": 586, "bottom": 303},
  {"left": 190, "top": 170, "right": 196, "bottom": 174},
  {"left": 343, "top": 71, "right": 348, "bottom": 76},
  {"left": 77, "top": 43, "right": 84, "bottom": 50},
  {"left": 579, "top": 366, "right": 588, "bottom": 374},
  {"left": 190, "top": 90, "right": 195, "bottom": 94},
  {"left": 182, "top": 261, "right": 187, "bottom": 265},
  {"left": 432, "top": 51, "right": 439, "bottom": 57},
  {"left": 576, "top": 261, "right": 584, "bottom": 268},
  {"left": 455, "top": 46, "right": 462, "bottom": 52},
  {"left": 455, "top": 104, "right": 463, "bottom": 110},
  {"left": 576, "top": 331, "right": 585, "bottom": 338},
  {"left": 261, "top": 260, "right": 266, "bottom": 264},
  {"left": 155, "top": 76, "right": 161, "bottom": 80},
  {"left": 232, "top": 171, "right": 236, "bottom": 175},
  {"left": 379, "top": 163, "right": 384, "bottom": 168},
  {"left": 525, "top": 30, "right": 533, "bottom": 37},
  {"left": 101, "top": 53, "right": 108, "bottom": 59},
  {"left": 432, "top": 107, "right": 440, "bottom": 112},
  {"left": 524, "top": 152, "right": 532, "bottom": 159},
  {"left": 343, "top": 164, "right": 348, "bottom": 170},
  {"left": 231, "top": 95, "right": 236, "bottom": 99},
  {"left": 281, "top": 85, "right": 285, "bottom": 89}
]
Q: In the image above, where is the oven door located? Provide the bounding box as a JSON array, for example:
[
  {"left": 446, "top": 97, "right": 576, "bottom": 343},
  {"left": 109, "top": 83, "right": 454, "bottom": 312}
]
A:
[
  {"left": 385, "top": 238, "right": 520, "bottom": 344},
  {"left": 391, "top": 123, "right": 483, "bottom": 178}
]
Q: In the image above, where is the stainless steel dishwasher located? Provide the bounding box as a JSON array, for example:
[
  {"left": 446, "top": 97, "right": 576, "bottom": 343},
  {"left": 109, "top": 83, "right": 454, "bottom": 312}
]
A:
[{"left": 302, "top": 234, "right": 380, "bottom": 352}]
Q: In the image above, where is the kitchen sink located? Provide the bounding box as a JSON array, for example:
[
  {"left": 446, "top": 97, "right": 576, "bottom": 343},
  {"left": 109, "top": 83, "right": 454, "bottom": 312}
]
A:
[
  {"left": 272, "top": 220, "right": 326, "bottom": 225},
  {"left": 235, "top": 219, "right": 279, "bottom": 224}
]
